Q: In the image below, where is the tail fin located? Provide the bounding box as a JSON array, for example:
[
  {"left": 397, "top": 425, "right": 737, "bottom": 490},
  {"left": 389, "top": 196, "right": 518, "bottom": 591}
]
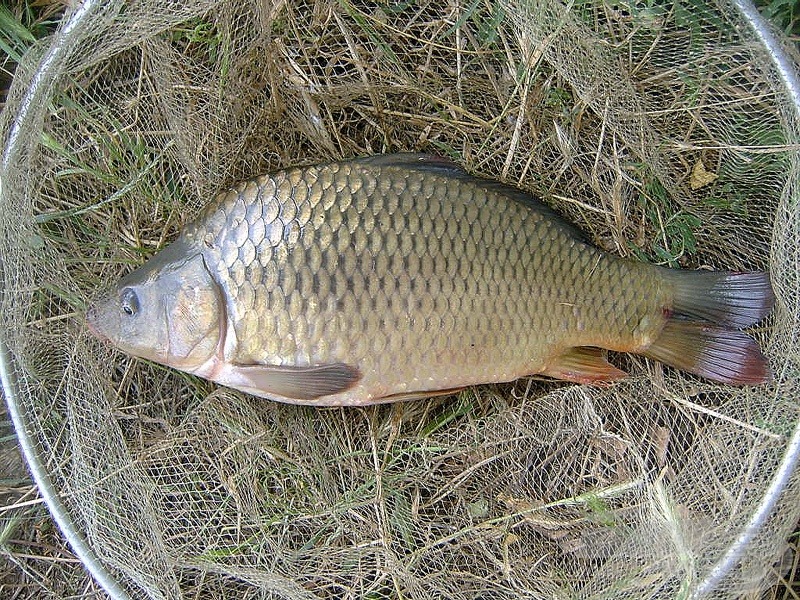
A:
[
  {"left": 664, "top": 270, "right": 774, "bottom": 328},
  {"left": 643, "top": 321, "right": 770, "bottom": 384},
  {"left": 643, "top": 270, "right": 773, "bottom": 385}
]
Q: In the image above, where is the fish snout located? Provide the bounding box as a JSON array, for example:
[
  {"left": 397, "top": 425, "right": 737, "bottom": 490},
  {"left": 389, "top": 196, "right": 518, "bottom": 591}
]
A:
[{"left": 85, "top": 304, "right": 107, "bottom": 341}]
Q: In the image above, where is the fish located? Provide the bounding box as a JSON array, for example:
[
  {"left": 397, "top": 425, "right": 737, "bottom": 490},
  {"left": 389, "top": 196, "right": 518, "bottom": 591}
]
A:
[{"left": 86, "top": 154, "right": 774, "bottom": 406}]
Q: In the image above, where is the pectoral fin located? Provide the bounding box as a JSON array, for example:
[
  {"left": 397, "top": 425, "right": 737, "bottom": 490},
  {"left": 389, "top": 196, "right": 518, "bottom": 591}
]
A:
[
  {"left": 543, "top": 347, "right": 627, "bottom": 384},
  {"left": 224, "top": 362, "right": 362, "bottom": 401}
]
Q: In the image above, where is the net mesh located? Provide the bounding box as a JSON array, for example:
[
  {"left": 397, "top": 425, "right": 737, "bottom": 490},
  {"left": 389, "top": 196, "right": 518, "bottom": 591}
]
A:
[{"left": 1, "top": 0, "right": 798, "bottom": 598}]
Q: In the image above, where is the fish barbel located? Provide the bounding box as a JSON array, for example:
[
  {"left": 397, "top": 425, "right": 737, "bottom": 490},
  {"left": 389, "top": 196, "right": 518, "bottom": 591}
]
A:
[{"left": 86, "top": 154, "right": 773, "bottom": 405}]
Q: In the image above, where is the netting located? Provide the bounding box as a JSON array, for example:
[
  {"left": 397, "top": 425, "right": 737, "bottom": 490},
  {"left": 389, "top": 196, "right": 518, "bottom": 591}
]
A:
[{"left": 1, "top": 0, "right": 799, "bottom": 598}]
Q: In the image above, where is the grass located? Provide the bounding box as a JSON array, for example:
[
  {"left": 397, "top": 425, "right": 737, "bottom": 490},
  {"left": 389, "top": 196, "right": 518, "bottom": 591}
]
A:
[
  {"left": 0, "top": 0, "right": 799, "bottom": 598},
  {"left": 625, "top": 167, "right": 703, "bottom": 267},
  {"left": 757, "top": 0, "right": 800, "bottom": 38},
  {"left": 0, "top": 1, "right": 61, "bottom": 108}
]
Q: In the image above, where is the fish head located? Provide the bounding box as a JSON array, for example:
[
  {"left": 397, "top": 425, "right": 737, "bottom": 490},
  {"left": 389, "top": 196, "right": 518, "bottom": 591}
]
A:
[{"left": 87, "top": 240, "right": 222, "bottom": 371}]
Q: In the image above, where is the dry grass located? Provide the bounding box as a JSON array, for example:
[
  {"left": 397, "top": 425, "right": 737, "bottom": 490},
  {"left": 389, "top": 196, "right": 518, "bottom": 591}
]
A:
[
  {"left": 1, "top": 0, "right": 799, "bottom": 598},
  {"left": 0, "top": 407, "right": 106, "bottom": 598},
  {"left": 1, "top": 404, "right": 798, "bottom": 598}
]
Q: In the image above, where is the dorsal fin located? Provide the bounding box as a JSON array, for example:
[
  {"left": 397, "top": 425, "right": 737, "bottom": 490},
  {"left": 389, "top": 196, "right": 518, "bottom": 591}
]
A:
[
  {"left": 353, "top": 153, "right": 465, "bottom": 176},
  {"left": 353, "top": 153, "right": 592, "bottom": 244}
]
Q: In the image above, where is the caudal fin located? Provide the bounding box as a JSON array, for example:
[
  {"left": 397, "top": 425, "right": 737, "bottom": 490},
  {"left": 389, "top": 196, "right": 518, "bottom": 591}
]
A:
[
  {"left": 665, "top": 270, "right": 774, "bottom": 328},
  {"left": 643, "top": 321, "right": 770, "bottom": 384},
  {"left": 643, "top": 270, "right": 773, "bottom": 385}
]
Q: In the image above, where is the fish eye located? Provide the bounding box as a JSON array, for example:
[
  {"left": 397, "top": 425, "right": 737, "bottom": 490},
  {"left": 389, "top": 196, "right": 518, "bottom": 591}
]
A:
[{"left": 120, "top": 288, "right": 140, "bottom": 317}]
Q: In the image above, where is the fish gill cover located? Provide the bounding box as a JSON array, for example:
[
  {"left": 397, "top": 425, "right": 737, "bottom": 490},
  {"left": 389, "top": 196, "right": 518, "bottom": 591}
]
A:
[{"left": 0, "top": 0, "right": 798, "bottom": 598}]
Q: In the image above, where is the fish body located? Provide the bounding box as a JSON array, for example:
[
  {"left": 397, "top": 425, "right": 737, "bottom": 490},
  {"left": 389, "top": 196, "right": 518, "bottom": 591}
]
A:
[{"left": 86, "top": 154, "right": 773, "bottom": 405}]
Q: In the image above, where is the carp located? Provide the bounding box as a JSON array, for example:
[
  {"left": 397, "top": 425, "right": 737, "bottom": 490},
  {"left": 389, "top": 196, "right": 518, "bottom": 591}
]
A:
[{"left": 86, "top": 154, "right": 773, "bottom": 405}]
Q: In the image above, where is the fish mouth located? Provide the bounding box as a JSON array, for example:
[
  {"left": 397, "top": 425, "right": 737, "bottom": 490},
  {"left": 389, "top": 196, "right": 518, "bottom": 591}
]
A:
[{"left": 85, "top": 305, "right": 107, "bottom": 341}]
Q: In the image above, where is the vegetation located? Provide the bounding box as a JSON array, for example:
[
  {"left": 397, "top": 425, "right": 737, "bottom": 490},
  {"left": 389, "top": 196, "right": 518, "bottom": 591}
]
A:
[{"left": 0, "top": 0, "right": 798, "bottom": 598}]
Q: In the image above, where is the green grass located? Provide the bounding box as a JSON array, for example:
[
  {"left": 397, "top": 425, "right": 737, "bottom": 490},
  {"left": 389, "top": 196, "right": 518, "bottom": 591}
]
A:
[
  {"left": 756, "top": 0, "right": 800, "bottom": 37},
  {"left": 441, "top": 0, "right": 505, "bottom": 47},
  {"left": 625, "top": 168, "right": 703, "bottom": 267},
  {"left": 0, "top": 4, "right": 37, "bottom": 65},
  {"left": 0, "top": 2, "right": 62, "bottom": 91}
]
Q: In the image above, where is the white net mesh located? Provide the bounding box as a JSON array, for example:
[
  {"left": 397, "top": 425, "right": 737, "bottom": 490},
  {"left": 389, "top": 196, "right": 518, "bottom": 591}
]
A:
[{"left": 1, "top": 0, "right": 798, "bottom": 598}]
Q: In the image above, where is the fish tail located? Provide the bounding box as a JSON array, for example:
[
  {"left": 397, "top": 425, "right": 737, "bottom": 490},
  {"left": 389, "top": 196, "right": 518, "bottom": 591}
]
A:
[
  {"left": 642, "top": 270, "right": 773, "bottom": 384},
  {"left": 663, "top": 270, "right": 774, "bottom": 328}
]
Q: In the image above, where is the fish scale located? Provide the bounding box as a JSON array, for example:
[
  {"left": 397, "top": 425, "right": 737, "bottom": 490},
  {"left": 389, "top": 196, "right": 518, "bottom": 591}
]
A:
[
  {"left": 185, "top": 158, "right": 658, "bottom": 400},
  {"left": 87, "top": 154, "right": 773, "bottom": 405}
]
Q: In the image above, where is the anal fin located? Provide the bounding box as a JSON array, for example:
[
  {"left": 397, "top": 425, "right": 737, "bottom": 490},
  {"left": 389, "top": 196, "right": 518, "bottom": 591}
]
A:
[
  {"left": 222, "top": 362, "right": 362, "bottom": 401},
  {"left": 543, "top": 347, "right": 627, "bottom": 384}
]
